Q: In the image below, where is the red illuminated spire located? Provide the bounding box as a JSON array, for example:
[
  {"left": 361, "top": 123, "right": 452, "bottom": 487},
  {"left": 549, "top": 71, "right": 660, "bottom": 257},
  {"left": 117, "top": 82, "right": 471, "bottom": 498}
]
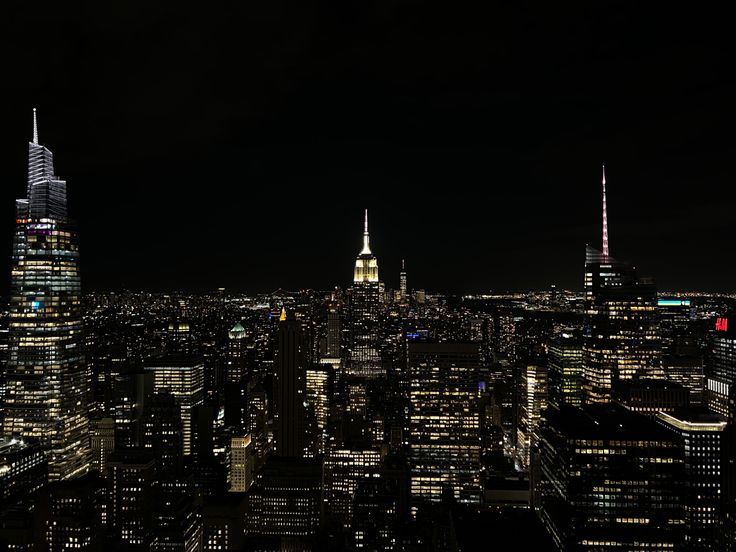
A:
[{"left": 602, "top": 165, "right": 609, "bottom": 257}]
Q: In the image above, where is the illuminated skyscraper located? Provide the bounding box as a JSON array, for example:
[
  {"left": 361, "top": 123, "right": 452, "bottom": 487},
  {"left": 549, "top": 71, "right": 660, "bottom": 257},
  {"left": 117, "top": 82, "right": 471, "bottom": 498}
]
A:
[
  {"left": 548, "top": 333, "right": 584, "bottom": 408},
  {"left": 306, "top": 365, "right": 331, "bottom": 454},
  {"left": 323, "top": 447, "right": 382, "bottom": 527},
  {"left": 2, "top": 110, "right": 90, "bottom": 481},
  {"left": 226, "top": 322, "right": 248, "bottom": 382},
  {"left": 516, "top": 363, "right": 547, "bottom": 469},
  {"left": 145, "top": 356, "right": 204, "bottom": 456},
  {"left": 348, "top": 210, "right": 383, "bottom": 377},
  {"left": 583, "top": 167, "right": 660, "bottom": 403},
  {"left": 399, "top": 259, "right": 407, "bottom": 302},
  {"left": 224, "top": 322, "right": 248, "bottom": 431},
  {"left": 705, "top": 315, "right": 736, "bottom": 416},
  {"left": 228, "top": 434, "right": 253, "bottom": 492},
  {"left": 408, "top": 342, "right": 481, "bottom": 504},
  {"left": 656, "top": 410, "right": 727, "bottom": 550}
]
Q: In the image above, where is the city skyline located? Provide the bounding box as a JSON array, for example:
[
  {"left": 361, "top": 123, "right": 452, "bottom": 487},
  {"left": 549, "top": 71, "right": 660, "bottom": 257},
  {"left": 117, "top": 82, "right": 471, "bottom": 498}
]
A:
[
  {"left": 4, "top": 5, "right": 736, "bottom": 552},
  {"left": 1, "top": 3, "right": 734, "bottom": 294},
  {"left": 0, "top": 109, "right": 731, "bottom": 296}
]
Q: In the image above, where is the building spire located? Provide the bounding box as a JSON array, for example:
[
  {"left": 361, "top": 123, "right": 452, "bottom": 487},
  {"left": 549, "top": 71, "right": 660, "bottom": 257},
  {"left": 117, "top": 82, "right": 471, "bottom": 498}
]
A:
[
  {"left": 361, "top": 208, "right": 372, "bottom": 254},
  {"left": 401, "top": 258, "right": 405, "bottom": 271},
  {"left": 32, "top": 108, "right": 38, "bottom": 145},
  {"left": 601, "top": 164, "right": 609, "bottom": 257}
]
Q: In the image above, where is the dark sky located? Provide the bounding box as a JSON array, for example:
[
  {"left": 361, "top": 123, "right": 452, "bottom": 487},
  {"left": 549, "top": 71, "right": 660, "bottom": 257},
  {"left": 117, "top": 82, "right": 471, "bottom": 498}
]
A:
[{"left": 1, "top": 2, "right": 734, "bottom": 294}]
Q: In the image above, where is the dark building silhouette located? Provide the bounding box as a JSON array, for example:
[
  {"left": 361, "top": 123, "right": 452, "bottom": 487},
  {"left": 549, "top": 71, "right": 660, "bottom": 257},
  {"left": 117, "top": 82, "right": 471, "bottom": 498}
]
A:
[
  {"left": 720, "top": 388, "right": 736, "bottom": 550},
  {"left": 202, "top": 493, "right": 247, "bottom": 551},
  {"left": 46, "top": 473, "right": 105, "bottom": 552},
  {"left": 273, "top": 309, "right": 307, "bottom": 458},
  {"left": 538, "top": 404, "right": 684, "bottom": 550},
  {"left": 245, "top": 456, "right": 322, "bottom": 541},
  {"left": 107, "top": 449, "right": 156, "bottom": 550},
  {"left": 0, "top": 437, "right": 47, "bottom": 504},
  {"left": 151, "top": 477, "right": 203, "bottom": 552},
  {"left": 613, "top": 378, "right": 690, "bottom": 415},
  {"left": 110, "top": 368, "right": 153, "bottom": 449},
  {"left": 352, "top": 454, "right": 410, "bottom": 551},
  {"left": 0, "top": 438, "right": 47, "bottom": 550},
  {"left": 663, "top": 336, "right": 705, "bottom": 406},
  {"left": 141, "top": 393, "right": 184, "bottom": 475}
]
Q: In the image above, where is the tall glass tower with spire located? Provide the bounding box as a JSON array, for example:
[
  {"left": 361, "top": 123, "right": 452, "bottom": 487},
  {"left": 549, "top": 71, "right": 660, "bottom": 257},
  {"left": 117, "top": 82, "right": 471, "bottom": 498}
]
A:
[
  {"left": 582, "top": 166, "right": 660, "bottom": 403},
  {"left": 2, "top": 109, "right": 90, "bottom": 481}
]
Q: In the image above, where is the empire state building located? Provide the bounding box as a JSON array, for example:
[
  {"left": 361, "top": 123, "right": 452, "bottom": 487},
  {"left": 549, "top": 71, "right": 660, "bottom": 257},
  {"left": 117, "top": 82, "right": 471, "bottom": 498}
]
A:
[
  {"left": 2, "top": 110, "right": 90, "bottom": 481},
  {"left": 348, "top": 210, "right": 383, "bottom": 376}
]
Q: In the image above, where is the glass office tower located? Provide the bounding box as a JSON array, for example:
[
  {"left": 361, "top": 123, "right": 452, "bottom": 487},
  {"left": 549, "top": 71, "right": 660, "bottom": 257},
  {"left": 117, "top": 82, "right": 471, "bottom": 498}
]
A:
[{"left": 3, "top": 110, "right": 90, "bottom": 481}]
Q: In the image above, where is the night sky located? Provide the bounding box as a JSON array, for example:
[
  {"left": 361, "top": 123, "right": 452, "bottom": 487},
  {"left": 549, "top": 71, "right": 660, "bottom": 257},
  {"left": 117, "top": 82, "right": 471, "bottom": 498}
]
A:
[{"left": 1, "top": 3, "right": 734, "bottom": 294}]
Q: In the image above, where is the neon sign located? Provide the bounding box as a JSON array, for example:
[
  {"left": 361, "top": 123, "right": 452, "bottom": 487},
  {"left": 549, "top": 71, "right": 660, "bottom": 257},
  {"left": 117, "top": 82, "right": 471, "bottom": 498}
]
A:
[
  {"left": 657, "top": 299, "right": 691, "bottom": 307},
  {"left": 716, "top": 318, "right": 728, "bottom": 332}
]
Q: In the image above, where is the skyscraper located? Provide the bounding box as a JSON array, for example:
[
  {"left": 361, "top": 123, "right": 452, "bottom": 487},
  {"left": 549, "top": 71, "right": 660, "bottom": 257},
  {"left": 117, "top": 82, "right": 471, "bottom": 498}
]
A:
[
  {"left": 228, "top": 434, "right": 253, "bottom": 492},
  {"left": 305, "top": 365, "right": 331, "bottom": 454},
  {"left": 107, "top": 449, "right": 156, "bottom": 550},
  {"left": 706, "top": 315, "right": 736, "bottom": 416},
  {"left": 3, "top": 110, "right": 90, "bottom": 481},
  {"left": 583, "top": 166, "right": 660, "bottom": 403},
  {"left": 548, "top": 332, "right": 584, "bottom": 408},
  {"left": 46, "top": 473, "right": 105, "bottom": 552},
  {"left": 141, "top": 393, "right": 184, "bottom": 474},
  {"left": 246, "top": 312, "right": 321, "bottom": 547},
  {"left": 273, "top": 309, "right": 307, "bottom": 458},
  {"left": 348, "top": 210, "right": 383, "bottom": 377},
  {"left": 408, "top": 342, "right": 481, "bottom": 504},
  {"left": 323, "top": 447, "right": 382, "bottom": 527},
  {"left": 329, "top": 304, "right": 342, "bottom": 357},
  {"left": 90, "top": 417, "right": 115, "bottom": 475},
  {"left": 538, "top": 404, "right": 685, "bottom": 550},
  {"left": 399, "top": 259, "right": 407, "bottom": 303},
  {"left": 145, "top": 356, "right": 205, "bottom": 456},
  {"left": 224, "top": 322, "right": 248, "bottom": 431},
  {"left": 656, "top": 410, "right": 727, "bottom": 550},
  {"left": 226, "top": 322, "right": 248, "bottom": 384},
  {"left": 721, "top": 388, "right": 736, "bottom": 550},
  {"left": 516, "top": 363, "right": 547, "bottom": 469}
]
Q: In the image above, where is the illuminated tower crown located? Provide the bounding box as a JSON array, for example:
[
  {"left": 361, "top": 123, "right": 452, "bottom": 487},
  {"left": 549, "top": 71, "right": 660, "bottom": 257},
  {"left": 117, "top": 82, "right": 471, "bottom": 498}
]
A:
[{"left": 353, "top": 209, "right": 379, "bottom": 283}]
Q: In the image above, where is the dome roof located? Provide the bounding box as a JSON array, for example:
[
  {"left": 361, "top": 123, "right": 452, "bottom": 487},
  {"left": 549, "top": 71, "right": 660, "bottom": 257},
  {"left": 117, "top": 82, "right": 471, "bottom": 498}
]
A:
[{"left": 228, "top": 322, "right": 246, "bottom": 339}]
